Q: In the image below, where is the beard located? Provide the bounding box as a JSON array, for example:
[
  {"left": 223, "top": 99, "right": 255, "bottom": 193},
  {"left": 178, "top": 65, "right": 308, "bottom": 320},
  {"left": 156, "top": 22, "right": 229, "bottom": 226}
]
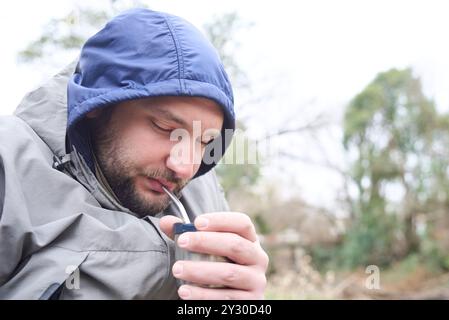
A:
[{"left": 89, "top": 113, "right": 187, "bottom": 218}]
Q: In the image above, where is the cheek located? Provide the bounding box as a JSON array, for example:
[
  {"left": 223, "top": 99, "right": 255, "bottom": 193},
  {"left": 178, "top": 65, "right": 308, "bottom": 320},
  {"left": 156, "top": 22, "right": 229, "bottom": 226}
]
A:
[
  {"left": 192, "top": 163, "right": 202, "bottom": 176},
  {"left": 122, "top": 126, "right": 172, "bottom": 167}
]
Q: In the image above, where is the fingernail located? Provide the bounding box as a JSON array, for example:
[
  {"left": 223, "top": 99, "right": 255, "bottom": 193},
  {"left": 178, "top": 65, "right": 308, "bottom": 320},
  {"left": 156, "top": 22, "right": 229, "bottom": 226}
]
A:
[
  {"left": 172, "top": 263, "right": 183, "bottom": 276},
  {"left": 178, "top": 286, "right": 191, "bottom": 299},
  {"left": 177, "top": 234, "right": 189, "bottom": 247},
  {"left": 195, "top": 217, "right": 209, "bottom": 229}
]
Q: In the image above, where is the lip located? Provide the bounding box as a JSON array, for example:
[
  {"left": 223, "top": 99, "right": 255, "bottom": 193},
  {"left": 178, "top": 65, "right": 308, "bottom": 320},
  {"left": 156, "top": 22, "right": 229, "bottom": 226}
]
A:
[{"left": 145, "top": 177, "right": 175, "bottom": 193}]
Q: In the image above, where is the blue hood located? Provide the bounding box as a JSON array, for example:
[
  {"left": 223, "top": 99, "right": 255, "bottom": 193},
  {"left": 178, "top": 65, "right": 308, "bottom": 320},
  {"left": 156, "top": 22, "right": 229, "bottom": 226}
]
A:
[{"left": 67, "top": 8, "right": 235, "bottom": 178}]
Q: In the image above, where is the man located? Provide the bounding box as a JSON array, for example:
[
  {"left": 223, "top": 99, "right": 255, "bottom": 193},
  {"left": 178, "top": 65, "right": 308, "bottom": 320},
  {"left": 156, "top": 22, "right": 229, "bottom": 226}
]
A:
[{"left": 0, "top": 8, "right": 268, "bottom": 299}]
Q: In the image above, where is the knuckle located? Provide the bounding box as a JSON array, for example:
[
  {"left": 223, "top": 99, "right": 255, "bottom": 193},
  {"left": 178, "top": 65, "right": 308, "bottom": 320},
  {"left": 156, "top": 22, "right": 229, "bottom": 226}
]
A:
[
  {"left": 233, "top": 211, "right": 251, "bottom": 225},
  {"left": 252, "top": 281, "right": 266, "bottom": 299},
  {"left": 242, "top": 215, "right": 256, "bottom": 237},
  {"left": 242, "top": 213, "right": 252, "bottom": 227},
  {"left": 189, "top": 232, "right": 205, "bottom": 250},
  {"left": 222, "top": 266, "right": 239, "bottom": 284},
  {"left": 229, "top": 237, "right": 246, "bottom": 256},
  {"left": 259, "top": 273, "right": 267, "bottom": 290},
  {"left": 250, "top": 268, "right": 267, "bottom": 293},
  {"left": 260, "top": 250, "right": 270, "bottom": 270}
]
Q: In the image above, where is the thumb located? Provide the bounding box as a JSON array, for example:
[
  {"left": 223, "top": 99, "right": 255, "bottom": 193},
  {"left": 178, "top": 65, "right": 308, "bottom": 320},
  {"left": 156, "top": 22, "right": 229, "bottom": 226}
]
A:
[{"left": 159, "top": 215, "right": 183, "bottom": 240}]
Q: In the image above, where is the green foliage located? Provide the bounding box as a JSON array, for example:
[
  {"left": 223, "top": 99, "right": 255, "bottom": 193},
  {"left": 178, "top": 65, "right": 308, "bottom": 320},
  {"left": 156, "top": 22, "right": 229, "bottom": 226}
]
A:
[
  {"left": 311, "top": 212, "right": 399, "bottom": 270},
  {"left": 339, "top": 211, "right": 398, "bottom": 268},
  {"left": 309, "top": 245, "right": 339, "bottom": 271},
  {"left": 215, "top": 161, "right": 261, "bottom": 196},
  {"left": 418, "top": 223, "right": 449, "bottom": 272},
  {"left": 253, "top": 214, "right": 271, "bottom": 235},
  {"left": 214, "top": 120, "right": 262, "bottom": 196},
  {"left": 340, "top": 67, "right": 449, "bottom": 268}
]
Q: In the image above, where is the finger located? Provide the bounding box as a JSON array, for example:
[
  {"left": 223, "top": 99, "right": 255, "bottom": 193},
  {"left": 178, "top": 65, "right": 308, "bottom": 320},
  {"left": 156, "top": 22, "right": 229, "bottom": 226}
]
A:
[
  {"left": 177, "top": 231, "right": 266, "bottom": 266},
  {"left": 159, "top": 215, "right": 183, "bottom": 239},
  {"left": 178, "top": 284, "right": 264, "bottom": 300},
  {"left": 194, "top": 212, "right": 258, "bottom": 242},
  {"left": 172, "top": 261, "right": 266, "bottom": 291}
]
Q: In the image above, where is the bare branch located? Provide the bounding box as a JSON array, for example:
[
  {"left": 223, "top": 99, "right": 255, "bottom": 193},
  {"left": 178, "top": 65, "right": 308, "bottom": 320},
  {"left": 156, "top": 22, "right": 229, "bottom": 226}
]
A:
[{"left": 260, "top": 113, "right": 328, "bottom": 141}]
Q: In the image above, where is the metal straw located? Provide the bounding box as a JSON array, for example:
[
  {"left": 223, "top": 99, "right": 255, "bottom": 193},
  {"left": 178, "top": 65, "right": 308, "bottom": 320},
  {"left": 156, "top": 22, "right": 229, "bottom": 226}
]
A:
[{"left": 162, "top": 186, "right": 191, "bottom": 224}]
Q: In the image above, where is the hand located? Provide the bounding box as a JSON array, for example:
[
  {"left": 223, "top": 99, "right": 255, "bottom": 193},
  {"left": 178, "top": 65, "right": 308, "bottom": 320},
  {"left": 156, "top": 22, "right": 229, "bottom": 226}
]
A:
[{"left": 160, "top": 212, "right": 269, "bottom": 300}]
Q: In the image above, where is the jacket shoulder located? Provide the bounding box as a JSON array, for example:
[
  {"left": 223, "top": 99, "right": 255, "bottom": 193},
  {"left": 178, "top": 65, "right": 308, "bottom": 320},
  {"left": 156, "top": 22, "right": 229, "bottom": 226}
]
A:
[
  {"left": 0, "top": 115, "right": 54, "bottom": 160},
  {"left": 0, "top": 115, "right": 45, "bottom": 142}
]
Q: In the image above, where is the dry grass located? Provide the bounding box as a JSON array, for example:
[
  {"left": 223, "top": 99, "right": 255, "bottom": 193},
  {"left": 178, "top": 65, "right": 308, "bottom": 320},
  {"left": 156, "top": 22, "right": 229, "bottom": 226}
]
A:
[{"left": 265, "top": 254, "right": 449, "bottom": 300}]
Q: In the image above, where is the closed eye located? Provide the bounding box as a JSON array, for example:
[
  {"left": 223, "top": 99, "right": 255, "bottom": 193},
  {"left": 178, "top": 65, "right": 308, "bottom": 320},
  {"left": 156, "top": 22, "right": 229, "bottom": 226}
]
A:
[
  {"left": 199, "top": 138, "right": 216, "bottom": 147},
  {"left": 151, "top": 120, "right": 172, "bottom": 133}
]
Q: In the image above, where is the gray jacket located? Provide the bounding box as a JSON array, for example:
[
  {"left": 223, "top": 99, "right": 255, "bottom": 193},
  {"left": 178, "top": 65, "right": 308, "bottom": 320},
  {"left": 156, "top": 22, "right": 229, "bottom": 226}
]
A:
[{"left": 0, "top": 62, "right": 230, "bottom": 299}]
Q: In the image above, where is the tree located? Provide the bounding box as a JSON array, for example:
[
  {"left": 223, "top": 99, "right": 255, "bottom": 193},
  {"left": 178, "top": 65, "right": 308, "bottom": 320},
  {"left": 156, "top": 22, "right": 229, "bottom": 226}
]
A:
[
  {"left": 18, "top": 1, "right": 147, "bottom": 65},
  {"left": 342, "top": 67, "right": 449, "bottom": 267},
  {"left": 202, "top": 13, "right": 263, "bottom": 198},
  {"left": 203, "top": 12, "right": 252, "bottom": 89}
]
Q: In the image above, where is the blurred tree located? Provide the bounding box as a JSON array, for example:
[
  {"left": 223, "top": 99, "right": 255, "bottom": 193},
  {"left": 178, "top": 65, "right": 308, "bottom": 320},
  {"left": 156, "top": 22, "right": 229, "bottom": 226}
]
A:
[
  {"left": 214, "top": 120, "right": 262, "bottom": 192},
  {"left": 342, "top": 68, "right": 449, "bottom": 268},
  {"left": 203, "top": 12, "right": 252, "bottom": 89},
  {"left": 18, "top": 0, "right": 148, "bottom": 65},
  {"left": 202, "top": 12, "right": 264, "bottom": 210}
]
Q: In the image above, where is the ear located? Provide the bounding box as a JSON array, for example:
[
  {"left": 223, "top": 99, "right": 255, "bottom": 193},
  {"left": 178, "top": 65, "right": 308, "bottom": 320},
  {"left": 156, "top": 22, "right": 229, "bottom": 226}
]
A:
[{"left": 86, "top": 108, "right": 103, "bottom": 119}]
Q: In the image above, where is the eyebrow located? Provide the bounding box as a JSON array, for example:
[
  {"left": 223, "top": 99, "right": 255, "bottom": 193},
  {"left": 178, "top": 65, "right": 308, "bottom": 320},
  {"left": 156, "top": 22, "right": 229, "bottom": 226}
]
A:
[{"left": 149, "top": 105, "right": 221, "bottom": 142}]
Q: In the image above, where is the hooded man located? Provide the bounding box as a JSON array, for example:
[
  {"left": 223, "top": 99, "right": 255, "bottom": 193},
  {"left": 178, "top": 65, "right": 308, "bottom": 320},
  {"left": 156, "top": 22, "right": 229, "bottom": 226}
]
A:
[{"left": 0, "top": 8, "right": 268, "bottom": 299}]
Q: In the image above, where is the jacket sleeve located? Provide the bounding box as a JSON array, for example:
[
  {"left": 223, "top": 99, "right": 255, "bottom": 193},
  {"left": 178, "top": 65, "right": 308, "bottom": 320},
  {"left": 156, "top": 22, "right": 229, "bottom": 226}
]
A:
[
  {"left": 0, "top": 145, "right": 25, "bottom": 287},
  {"left": 0, "top": 156, "right": 4, "bottom": 219},
  {"left": 0, "top": 119, "right": 38, "bottom": 289}
]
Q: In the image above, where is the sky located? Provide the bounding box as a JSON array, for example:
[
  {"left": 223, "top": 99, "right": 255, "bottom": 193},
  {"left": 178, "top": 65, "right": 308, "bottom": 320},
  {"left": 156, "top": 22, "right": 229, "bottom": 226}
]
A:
[{"left": 0, "top": 0, "right": 448, "bottom": 211}]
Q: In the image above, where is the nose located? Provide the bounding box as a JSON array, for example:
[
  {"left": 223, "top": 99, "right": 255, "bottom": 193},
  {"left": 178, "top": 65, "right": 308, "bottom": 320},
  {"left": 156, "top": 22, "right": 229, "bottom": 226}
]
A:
[
  {"left": 166, "top": 139, "right": 202, "bottom": 180},
  {"left": 166, "top": 155, "right": 195, "bottom": 181}
]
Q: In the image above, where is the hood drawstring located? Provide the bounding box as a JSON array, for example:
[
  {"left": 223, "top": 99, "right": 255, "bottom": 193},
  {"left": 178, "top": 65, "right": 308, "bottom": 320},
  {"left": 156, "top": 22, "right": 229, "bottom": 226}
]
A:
[{"left": 52, "top": 154, "right": 72, "bottom": 172}]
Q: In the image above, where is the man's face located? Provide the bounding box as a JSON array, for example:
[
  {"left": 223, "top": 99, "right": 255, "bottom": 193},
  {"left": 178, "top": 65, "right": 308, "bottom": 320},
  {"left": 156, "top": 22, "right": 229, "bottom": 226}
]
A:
[{"left": 88, "top": 96, "right": 224, "bottom": 218}]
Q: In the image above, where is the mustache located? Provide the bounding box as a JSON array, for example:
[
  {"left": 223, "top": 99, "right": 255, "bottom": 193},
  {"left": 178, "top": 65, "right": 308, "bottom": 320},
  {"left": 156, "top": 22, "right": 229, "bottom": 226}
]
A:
[{"left": 141, "top": 168, "right": 187, "bottom": 192}]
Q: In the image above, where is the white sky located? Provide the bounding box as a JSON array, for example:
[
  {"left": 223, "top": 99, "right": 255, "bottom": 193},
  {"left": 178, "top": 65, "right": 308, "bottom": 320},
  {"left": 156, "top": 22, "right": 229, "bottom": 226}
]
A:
[{"left": 1, "top": 0, "right": 448, "bottom": 211}]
